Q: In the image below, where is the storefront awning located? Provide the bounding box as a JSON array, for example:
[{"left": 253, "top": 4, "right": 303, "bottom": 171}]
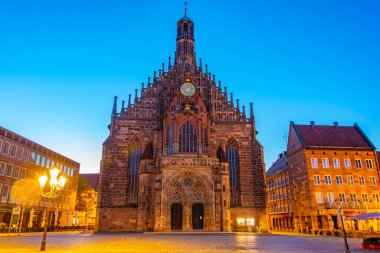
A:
[{"left": 347, "top": 212, "right": 380, "bottom": 220}]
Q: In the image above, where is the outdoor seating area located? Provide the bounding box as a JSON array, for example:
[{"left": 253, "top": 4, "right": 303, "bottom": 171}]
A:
[{"left": 0, "top": 225, "right": 95, "bottom": 234}]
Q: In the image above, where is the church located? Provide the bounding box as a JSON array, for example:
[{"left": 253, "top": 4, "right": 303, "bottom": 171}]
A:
[{"left": 97, "top": 9, "right": 267, "bottom": 232}]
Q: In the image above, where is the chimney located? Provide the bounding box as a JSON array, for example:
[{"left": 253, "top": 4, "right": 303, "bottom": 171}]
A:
[
  {"left": 310, "top": 121, "right": 315, "bottom": 128},
  {"left": 333, "top": 122, "right": 339, "bottom": 128}
]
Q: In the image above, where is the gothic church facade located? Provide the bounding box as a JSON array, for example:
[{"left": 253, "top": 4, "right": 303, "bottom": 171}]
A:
[{"left": 97, "top": 11, "right": 266, "bottom": 232}]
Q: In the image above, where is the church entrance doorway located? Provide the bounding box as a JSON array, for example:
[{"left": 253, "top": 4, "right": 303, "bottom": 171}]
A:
[
  {"left": 192, "top": 203, "right": 204, "bottom": 230},
  {"left": 171, "top": 203, "right": 183, "bottom": 230}
]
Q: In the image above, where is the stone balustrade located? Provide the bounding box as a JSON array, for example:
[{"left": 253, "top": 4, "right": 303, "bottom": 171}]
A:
[{"left": 158, "top": 157, "right": 221, "bottom": 168}]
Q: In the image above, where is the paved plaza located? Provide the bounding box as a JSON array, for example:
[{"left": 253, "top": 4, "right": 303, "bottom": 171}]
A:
[{"left": 0, "top": 231, "right": 373, "bottom": 253}]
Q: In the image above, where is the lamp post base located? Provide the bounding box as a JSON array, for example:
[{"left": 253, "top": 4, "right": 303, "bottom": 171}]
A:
[{"left": 40, "top": 241, "right": 46, "bottom": 251}]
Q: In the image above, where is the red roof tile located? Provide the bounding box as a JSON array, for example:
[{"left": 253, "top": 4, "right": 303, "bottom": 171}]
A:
[{"left": 295, "top": 124, "right": 373, "bottom": 148}]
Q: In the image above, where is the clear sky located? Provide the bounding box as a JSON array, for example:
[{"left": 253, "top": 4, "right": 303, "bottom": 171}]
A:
[{"left": 0, "top": 0, "right": 379, "bottom": 173}]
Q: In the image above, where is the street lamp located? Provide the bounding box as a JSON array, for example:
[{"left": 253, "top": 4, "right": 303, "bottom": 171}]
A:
[
  {"left": 39, "top": 168, "right": 67, "bottom": 251},
  {"left": 337, "top": 204, "right": 350, "bottom": 253}
]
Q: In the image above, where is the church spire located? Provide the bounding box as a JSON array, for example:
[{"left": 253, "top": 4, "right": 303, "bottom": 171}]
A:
[{"left": 175, "top": 3, "right": 195, "bottom": 68}]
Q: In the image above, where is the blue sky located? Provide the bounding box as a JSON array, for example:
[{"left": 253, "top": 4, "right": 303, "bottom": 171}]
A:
[{"left": 0, "top": 0, "right": 379, "bottom": 173}]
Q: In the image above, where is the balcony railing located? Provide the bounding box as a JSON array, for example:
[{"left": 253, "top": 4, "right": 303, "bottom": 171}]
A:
[
  {"left": 158, "top": 157, "right": 221, "bottom": 168},
  {"left": 326, "top": 202, "right": 380, "bottom": 209}
]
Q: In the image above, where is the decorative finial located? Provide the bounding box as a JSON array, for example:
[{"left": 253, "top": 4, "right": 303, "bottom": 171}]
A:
[
  {"left": 128, "top": 94, "right": 131, "bottom": 107},
  {"left": 112, "top": 96, "right": 118, "bottom": 115},
  {"left": 121, "top": 100, "right": 125, "bottom": 111},
  {"left": 184, "top": 2, "right": 188, "bottom": 16}
]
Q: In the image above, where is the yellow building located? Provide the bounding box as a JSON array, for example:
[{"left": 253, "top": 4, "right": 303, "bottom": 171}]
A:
[
  {"left": 267, "top": 152, "right": 294, "bottom": 231},
  {"left": 286, "top": 121, "right": 380, "bottom": 234}
]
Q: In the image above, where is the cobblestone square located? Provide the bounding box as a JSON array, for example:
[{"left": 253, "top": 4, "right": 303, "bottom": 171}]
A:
[{"left": 0, "top": 232, "right": 371, "bottom": 253}]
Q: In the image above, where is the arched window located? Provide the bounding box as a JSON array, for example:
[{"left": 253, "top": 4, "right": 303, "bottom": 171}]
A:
[
  {"left": 128, "top": 146, "right": 142, "bottom": 204},
  {"left": 179, "top": 122, "right": 197, "bottom": 153},
  {"left": 226, "top": 139, "right": 240, "bottom": 206},
  {"left": 184, "top": 23, "right": 188, "bottom": 36},
  {"left": 167, "top": 127, "right": 174, "bottom": 155},
  {"left": 201, "top": 128, "right": 207, "bottom": 153}
]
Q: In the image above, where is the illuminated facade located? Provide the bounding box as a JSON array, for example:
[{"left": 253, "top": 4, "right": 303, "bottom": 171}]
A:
[
  {"left": 98, "top": 11, "right": 267, "bottom": 232},
  {"left": 287, "top": 121, "right": 380, "bottom": 233},
  {"left": 0, "top": 126, "right": 80, "bottom": 229},
  {"left": 266, "top": 152, "right": 294, "bottom": 231}
]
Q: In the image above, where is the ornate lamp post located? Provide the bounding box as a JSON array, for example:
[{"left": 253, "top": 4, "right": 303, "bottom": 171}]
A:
[
  {"left": 39, "top": 168, "right": 67, "bottom": 251},
  {"left": 337, "top": 204, "right": 350, "bottom": 253}
]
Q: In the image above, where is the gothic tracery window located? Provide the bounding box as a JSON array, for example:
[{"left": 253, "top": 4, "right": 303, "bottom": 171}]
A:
[
  {"left": 179, "top": 122, "right": 197, "bottom": 153},
  {"left": 201, "top": 128, "right": 207, "bottom": 153},
  {"left": 226, "top": 139, "right": 240, "bottom": 206},
  {"left": 167, "top": 127, "right": 174, "bottom": 155},
  {"left": 128, "top": 146, "right": 143, "bottom": 204}
]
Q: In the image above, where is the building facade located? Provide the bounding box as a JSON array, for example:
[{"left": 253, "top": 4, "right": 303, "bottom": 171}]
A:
[
  {"left": 98, "top": 12, "right": 267, "bottom": 232},
  {"left": 0, "top": 126, "right": 80, "bottom": 230},
  {"left": 266, "top": 152, "right": 294, "bottom": 231},
  {"left": 287, "top": 121, "right": 380, "bottom": 234}
]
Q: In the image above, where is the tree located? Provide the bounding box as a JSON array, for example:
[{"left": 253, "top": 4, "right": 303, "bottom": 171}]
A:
[{"left": 75, "top": 177, "right": 96, "bottom": 214}]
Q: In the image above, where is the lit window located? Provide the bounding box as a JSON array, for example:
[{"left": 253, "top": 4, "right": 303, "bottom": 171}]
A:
[
  {"left": 344, "top": 159, "right": 352, "bottom": 169},
  {"left": 324, "top": 175, "right": 332, "bottom": 185},
  {"left": 359, "top": 176, "right": 366, "bottom": 186},
  {"left": 336, "top": 175, "right": 343, "bottom": 185},
  {"left": 362, "top": 193, "right": 369, "bottom": 203},
  {"left": 315, "top": 192, "right": 324, "bottom": 203},
  {"left": 311, "top": 158, "right": 318, "bottom": 168},
  {"left": 350, "top": 193, "right": 357, "bottom": 202},
  {"left": 322, "top": 158, "right": 330, "bottom": 168},
  {"left": 370, "top": 176, "right": 377, "bottom": 186},
  {"left": 327, "top": 192, "right": 335, "bottom": 203},
  {"left": 355, "top": 159, "right": 362, "bottom": 169},
  {"left": 347, "top": 175, "right": 355, "bottom": 186},
  {"left": 333, "top": 158, "right": 341, "bottom": 169}
]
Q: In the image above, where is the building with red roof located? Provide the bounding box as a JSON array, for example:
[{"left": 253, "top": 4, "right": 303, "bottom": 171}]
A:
[{"left": 286, "top": 121, "right": 379, "bottom": 234}]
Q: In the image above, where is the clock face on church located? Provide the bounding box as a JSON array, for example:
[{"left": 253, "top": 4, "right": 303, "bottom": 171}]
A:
[{"left": 180, "top": 82, "right": 196, "bottom": 96}]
